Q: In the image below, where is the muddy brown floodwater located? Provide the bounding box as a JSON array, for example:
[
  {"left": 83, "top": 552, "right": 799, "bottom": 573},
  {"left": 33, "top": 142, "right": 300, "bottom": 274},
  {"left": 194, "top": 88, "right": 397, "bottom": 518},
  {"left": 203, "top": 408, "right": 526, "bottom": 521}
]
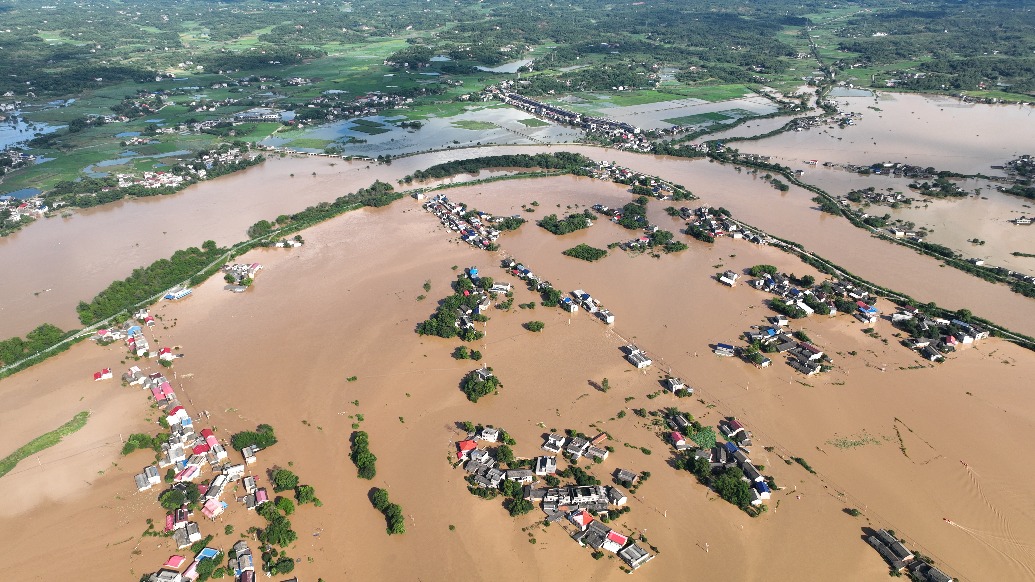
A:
[{"left": 2, "top": 177, "right": 1033, "bottom": 581}]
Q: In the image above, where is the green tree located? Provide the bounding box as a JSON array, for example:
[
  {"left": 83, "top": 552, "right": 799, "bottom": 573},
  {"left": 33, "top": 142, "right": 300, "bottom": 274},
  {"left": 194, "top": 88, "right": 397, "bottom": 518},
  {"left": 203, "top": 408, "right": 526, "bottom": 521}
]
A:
[
  {"left": 500, "top": 479, "right": 523, "bottom": 498},
  {"left": 713, "top": 467, "right": 753, "bottom": 508},
  {"left": 275, "top": 496, "right": 295, "bottom": 516},
  {"left": 507, "top": 498, "right": 535, "bottom": 517},
  {"left": 262, "top": 515, "right": 297, "bottom": 547},
  {"left": 749, "top": 264, "right": 778, "bottom": 277},
  {"left": 372, "top": 488, "right": 390, "bottom": 511},
  {"left": 496, "top": 444, "right": 515, "bottom": 465},
  {"left": 159, "top": 489, "right": 186, "bottom": 510},
  {"left": 295, "top": 485, "right": 316, "bottom": 505},
  {"left": 272, "top": 469, "right": 299, "bottom": 492},
  {"left": 524, "top": 321, "right": 545, "bottom": 332}
]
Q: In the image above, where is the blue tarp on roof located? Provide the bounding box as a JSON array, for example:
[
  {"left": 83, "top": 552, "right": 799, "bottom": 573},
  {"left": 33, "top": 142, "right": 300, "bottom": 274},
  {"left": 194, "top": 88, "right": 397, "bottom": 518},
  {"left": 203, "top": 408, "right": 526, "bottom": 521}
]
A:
[
  {"left": 754, "top": 481, "right": 771, "bottom": 493},
  {"left": 723, "top": 442, "right": 738, "bottom": 454}
]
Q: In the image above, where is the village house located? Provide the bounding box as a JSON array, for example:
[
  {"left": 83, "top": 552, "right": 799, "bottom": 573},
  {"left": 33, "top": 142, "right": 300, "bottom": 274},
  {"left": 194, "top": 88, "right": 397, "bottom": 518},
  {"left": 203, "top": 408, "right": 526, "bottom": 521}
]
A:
[
  {"left": 623, "top": 345, "right": 652, "bottom": 369},
  {"left": 614, "top": 468, "right": 638, "bottom": 485},
  {"left": 505, "top": 469, "right": 535, "bottom": 485},
  {"left": 618, "top": 543, "right": 654, "bottom": 570},
  {"left": 542, "top": 433, "right": 565, "bottom": 454},
  {"left": 535, "top": 456, "right": 558, "bottom": 476},
  {"left": 565, "top": 437, "right": 590, "bottom": 459},
  {"left": 478, "top": 427, "right": 499, "bottom": 443}
]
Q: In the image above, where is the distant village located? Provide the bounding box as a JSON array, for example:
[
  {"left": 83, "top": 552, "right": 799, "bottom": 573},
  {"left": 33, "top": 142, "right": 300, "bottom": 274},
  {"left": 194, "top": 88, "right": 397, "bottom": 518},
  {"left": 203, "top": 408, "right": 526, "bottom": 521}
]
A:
[
  {"left": 723, "top": 267, "right": 992, "bottom": 366},
  {"left": 421, "top": 193, "right": 516, "bottom": 250}
]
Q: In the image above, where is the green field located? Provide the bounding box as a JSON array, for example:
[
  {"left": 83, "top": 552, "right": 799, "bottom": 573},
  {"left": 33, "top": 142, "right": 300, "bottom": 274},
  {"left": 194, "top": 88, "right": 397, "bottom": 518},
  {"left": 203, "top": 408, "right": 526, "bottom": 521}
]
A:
[
  {"left": 350, "top": 123, "right": 391, "bottom": 135},
  {"left": 517, "top": 118, "right": 550, "bottom": 128},
  {"left": 452, "top": 120, "right": 497, "bottom": 130},
  {"left": 351, "top": 119, "right": 386, "bottom": 128},
  {"left": 286, "top": 138, "right": 334, "bottom": 149},
  {"left": 662, "top": 112, "right": 733, "bottom": 126},
  {"left": 0, "top": 411, "right": 90, "bottom": 479}
]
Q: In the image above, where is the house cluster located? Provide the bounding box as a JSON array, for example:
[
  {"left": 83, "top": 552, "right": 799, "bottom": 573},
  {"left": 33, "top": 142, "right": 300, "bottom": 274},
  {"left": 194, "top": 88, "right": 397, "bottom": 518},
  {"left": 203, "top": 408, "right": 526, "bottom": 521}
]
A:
[
  {"left": 867, "top": 529, "right": 954, "bottom": 581},
  {"left": 485, "top": 82, "right": 652, "bottom": 152},
  {"left": 502, "top": 258, "right": 555, "bottom": 297},
  {"left": 222, "top": 262, "right": 263, "bottom": 291},
  {"left": 541, "top": 431, "right": 611, "bottom": 462},
  {"left": 562, "top": 505, "right": 653, "bottom": 570},
  {"left": 117, "top": 170, "right": 188, "bottom": 189},
  {"left": 751, "top": 271, "right": 876, "bottom": 320},
  {"left": 891, "top": 306, "right": 990, "bottom": 362},
  {"left": 0, "top": 148, "right": 34, "bottom": 176},
  {"left": 423, "top": 194, "right": 505, "bottom": 250},
  {"left": 690, "top": 417, "right": 774, "bottom": 507},
  {"left": 585, "top": 161, "right": 689, "bottom": 200},
  {"left": 0, "top": 195, "right": 48, "bottom": 223},
  {"left": 452, "top": 427, "right": 654, "bottom": 570},
  {"left": 147, "top": 541, "right": 258, "bottom": 582},
  {"left": 841, "top": 186, "right": 911, "bottom": 207},
  {"left": 685, "top": 206, "right": 772, "bottom": 244},
  {"left": 851, "top": 161, "right": 936, "bottom": 179},
  {"left": 232, "top": 108, "right": 284, "bottom": 122},
  {"left": 131, "top": 356, "right": 274, "bottom": 581},
  {"left": 571, "top": 289, "right": 615, "bottom": 324},
  {"left": 591, "top": 203, "right": 649, "bottom": 230}
]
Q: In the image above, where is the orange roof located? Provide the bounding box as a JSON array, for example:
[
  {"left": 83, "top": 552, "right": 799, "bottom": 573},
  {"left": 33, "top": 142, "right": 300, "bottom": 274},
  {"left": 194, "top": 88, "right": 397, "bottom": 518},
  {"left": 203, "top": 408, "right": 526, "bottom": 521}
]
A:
[{"left": 572, "top": 510, "right": 593, "bottom": 527}]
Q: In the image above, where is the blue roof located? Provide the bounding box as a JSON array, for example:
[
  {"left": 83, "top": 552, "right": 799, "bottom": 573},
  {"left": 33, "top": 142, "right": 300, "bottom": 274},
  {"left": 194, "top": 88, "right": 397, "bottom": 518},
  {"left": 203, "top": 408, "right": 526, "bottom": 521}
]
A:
[
  {"left": 196, "top": 547, "right": 219, "bottom": 560},
  {"left": 181, "top": 418, "right": 193, "bottom": 426},
  {"left": 716, "top": 343, "right": 735, "bottom": 350},
  {"left": 764, "top": 328, "right": 777, "bottom": 336},
  {"left": 754, "top": 481, "right": 771, "bottom": 493},
  {"left": 723, "top": 442, "right": 738, "bottom": 453}
]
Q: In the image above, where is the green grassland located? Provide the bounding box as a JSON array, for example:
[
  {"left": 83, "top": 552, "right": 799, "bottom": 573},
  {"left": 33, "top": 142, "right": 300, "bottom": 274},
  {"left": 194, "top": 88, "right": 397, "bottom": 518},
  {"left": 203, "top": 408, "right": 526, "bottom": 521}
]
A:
[
  {"left": 285, "top": 138, "right": 335, "bottom": 149},
  {"left": 0, "top": 411, "right": 90, "bottom": 479},
  {"left": 451, "top": 120, "right": 497, "bottom": 130},
  {"left": 662, "top": 112, "right": 734, "bottom": 126},
  {"left": 517, "top": 118, "right": 550, "bottom": 128}
]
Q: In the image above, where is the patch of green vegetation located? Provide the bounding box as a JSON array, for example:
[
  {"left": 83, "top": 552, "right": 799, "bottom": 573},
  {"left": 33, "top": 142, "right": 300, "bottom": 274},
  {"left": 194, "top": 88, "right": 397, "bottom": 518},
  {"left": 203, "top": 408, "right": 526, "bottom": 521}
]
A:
[
  {"left": 662, "top": 112, "right": 732, "bottom": 126},
  {"left": 826, "top": 432, "right": 882, "bottom": 450},
  {"left": 516, "top": 118, "right": 550, "bottom": 128},
  {"left": 563, "top": 243, "right": 608, "bottom": 262},
  {"left": 451, "top": 120, "right": 497, "bottom": 130},
  {"left": 285, "top": 138, "right": 334, "bottom": 149},
  {"left": 349, "top": 122, "right": 391, "bottom": 135},
  {"left": 0, "top": 411, "right": 90, "bottom": 478}
]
